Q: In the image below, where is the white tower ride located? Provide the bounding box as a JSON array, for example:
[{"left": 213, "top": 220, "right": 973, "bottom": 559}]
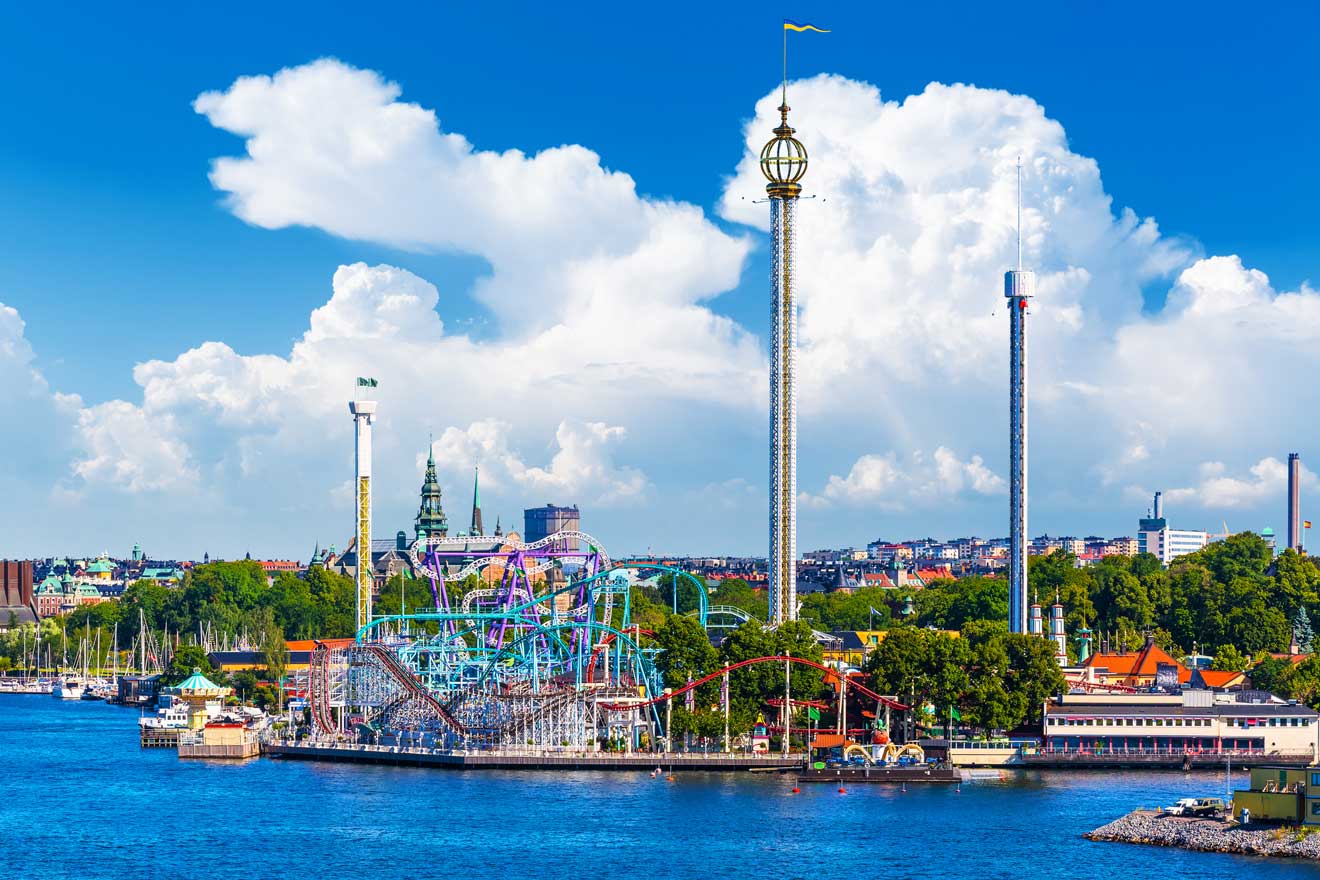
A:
[
  {"left": 760, "top": 91, "right": 809, "bottom": 625},
  {"left": 350, "top": 385, "right": 377, "bottom": 632},
  {"left": 1006, "top": 158, "right": 1034, "bottom": 634},
  {"left": 1049, "top": 591, "right": 1068, "bottom": 664}
]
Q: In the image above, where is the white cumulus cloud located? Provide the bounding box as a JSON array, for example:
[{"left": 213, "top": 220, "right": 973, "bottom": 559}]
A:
[
  {"left": 1156, "top": 457, "right": 1319, "bottom": 512},
  {"left": 6, "top": 60, "right": 1318, "bottom": 555},
  {"left": 802, "top": 447, "right": 1005, "bottom": 510},
  {"left": 432, "top": 419, "right": 648, "bottom": 506}
]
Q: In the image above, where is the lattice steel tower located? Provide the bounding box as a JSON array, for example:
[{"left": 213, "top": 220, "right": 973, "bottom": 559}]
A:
[
  {"left": 350, "top": 388, "right": 377, "bottom": 632},
  {"left": 761, "top": 91, "right": 808, "bottom": 625},
  {"left": 1006, "top": 158, "right": 1034, "bottom": 634}
]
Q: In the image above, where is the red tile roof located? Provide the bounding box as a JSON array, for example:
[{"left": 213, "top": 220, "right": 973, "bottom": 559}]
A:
[{"left": 1083, "top": 641, "right": 1184, "bottom": 682}]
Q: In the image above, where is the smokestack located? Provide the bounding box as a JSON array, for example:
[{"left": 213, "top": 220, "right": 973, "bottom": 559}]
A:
[
  {"left": 1153, "top": 491, "right": 1163, "bottom": 521},
  {"left": 1289, "top": 452, "right": 1301, "bottom": 551}
]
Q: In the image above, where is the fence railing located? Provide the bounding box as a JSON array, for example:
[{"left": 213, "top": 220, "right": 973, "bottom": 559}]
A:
[
  {"left": 271, "top": 740, "right": 797, "bottom": 760},
  {"left": 1037, "top": 746, "right": 1267, "bottom": 757}
]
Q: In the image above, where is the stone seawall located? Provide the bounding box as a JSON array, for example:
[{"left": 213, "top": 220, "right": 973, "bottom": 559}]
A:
[{"left": 1086, "top": 810, "right": 1320, "bottom": 860}]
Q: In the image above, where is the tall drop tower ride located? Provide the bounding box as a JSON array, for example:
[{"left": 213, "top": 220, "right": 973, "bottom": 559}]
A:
[
  {"left": 761, "top": 86, "right": 808, "bottom": 625},
  {"left": 1006, "top": 159, "right": 1034, "bottom": 634},
  {"left": 350, "top": 381, "right": 378, "bottom": 631}
]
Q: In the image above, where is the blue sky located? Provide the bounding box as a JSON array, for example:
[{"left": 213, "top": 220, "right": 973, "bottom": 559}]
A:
[{"left": 0, "top": 2, "right": 1317, "bottom": 558}]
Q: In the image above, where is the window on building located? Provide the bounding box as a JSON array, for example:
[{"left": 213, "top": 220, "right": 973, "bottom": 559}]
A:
[
  {"left": 1312, "top": 801, "right": 1320, "bottom": 817},
  {"left": 1311, "top": 772, "right": 1320, "bottom": 788}
]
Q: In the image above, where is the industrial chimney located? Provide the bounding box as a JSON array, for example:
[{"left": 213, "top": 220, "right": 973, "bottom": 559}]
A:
[{"left": 1289, "top": 452, "right": 1301, "bottom": 551}]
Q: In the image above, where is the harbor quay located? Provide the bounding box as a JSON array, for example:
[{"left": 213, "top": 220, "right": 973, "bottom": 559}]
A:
[{"left": 265, "top": 741, "right": 801, "bottom": 771}]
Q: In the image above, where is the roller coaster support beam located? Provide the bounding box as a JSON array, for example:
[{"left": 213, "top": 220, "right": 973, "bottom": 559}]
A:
[
  {"left": 723, "top": 665, "right": 730, "bottom": 753},
  {"left": 599, "top": 655, "right": 909, "bottom": 712},
  {"left": 782, "top": 652, "right": 791, "bottom": 756},
  {"left": 665, "top": 689, "right": 672, "bottom": 753}
]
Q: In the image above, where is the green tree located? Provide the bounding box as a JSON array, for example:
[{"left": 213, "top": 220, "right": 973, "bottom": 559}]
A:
[
  {"left": 1211, "top": 644, "right": 1249, "bottom": 672},
  {"left": 163, "top": 644, "right": 215, "bottom": 686},
  {"left": 253, "top": 607, "right": 287, "bottom": 709},
  {"left": 865, "top": 628, "right": 969, "bottom": 728},
  {"left": 1293, "top": 607, "right": 1315, "bottom": 653},
  {"left": 654, "top": 615, "right": 717, "bottom": 690},
  {"left": 1280, "top": 655, "right": 1320, "bottom": 709},
  {"left": 709, "top": 578, "right": 769, "bottom": 621},
  {"left": 1249, "top": 655, "right": 1292, "bottom": 694},
  {"left": 656, "top": 572, "right": 706, "bottom": 616},
  {"left": 912, "top": 577, "right": 1008, "bottom": 629}
]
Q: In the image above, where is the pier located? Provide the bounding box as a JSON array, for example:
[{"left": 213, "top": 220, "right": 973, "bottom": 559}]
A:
[
  {"left": 266, "top": 741, "right": 802, "bottom": 772},
  {"left": 798, "top": 764, "right": 961, "bottom": 784}
]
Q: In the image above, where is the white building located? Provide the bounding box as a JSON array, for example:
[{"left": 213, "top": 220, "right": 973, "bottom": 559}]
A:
[
  {"left": 1137, "top": 491, "right": 1209, "bottom": 564},
  {"left": 1043, "top": 691, "right": 1319, "bottom": 759}
]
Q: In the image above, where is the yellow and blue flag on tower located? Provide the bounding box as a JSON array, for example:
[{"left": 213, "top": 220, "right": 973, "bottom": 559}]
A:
[{"left": 783, "top": 19, "right": 829, "bottom": 33}]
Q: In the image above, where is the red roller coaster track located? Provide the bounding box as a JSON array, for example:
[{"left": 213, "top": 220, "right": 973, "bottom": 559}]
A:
[{"left": 600, "top": 655, "right": 910, "bottom": 712}]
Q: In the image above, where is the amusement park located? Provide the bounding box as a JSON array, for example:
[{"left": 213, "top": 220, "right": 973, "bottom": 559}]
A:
[
  {"left": 296, "top": 525, "right": 916, "bottom": 766},
  {"left": 289, "top": 58, "right": 958, "bottom": 772}
]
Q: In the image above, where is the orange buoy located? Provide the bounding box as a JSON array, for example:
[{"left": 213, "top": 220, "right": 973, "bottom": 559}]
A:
[
  {"left": 791, "top": 787, "right": 800, "bottom": 794},
  {"left": 838, "top": 787, "right": 846, "bottom": 793},
  {"left": 666, "top": 775, "right": 676, "bottom": 782}
]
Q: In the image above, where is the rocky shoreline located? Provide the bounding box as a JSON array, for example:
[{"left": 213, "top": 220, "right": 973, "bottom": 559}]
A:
[{"left": 1086, "top": 810, "right": 1320, "bottom": 860}]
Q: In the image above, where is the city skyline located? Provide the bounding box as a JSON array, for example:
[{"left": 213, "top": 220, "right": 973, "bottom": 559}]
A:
[{"left": 2, "top": 6, "right": 1320, "bottom": 558}]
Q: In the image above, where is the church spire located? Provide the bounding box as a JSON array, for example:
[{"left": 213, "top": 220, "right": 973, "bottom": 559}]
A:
[
  {"left": 415, "top": 439, "right": 448, "bottom": 540},
  {"left": 470, "top": 465, "right": 484, "bottom": 536}
]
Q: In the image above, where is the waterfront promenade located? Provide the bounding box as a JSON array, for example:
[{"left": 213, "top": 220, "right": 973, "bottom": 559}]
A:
[{"left": 268, "top": 740, "right": 801, "bottom": 771}]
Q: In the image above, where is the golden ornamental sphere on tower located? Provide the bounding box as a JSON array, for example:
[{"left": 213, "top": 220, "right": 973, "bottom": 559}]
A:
[{"left": 759, "top": 103, "right": 808, "bottom": 197}]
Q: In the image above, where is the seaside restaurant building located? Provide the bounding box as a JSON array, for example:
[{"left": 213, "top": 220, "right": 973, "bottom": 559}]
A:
[{"left": 1043, "top": 691, "right": 1320, "bottom": 758}]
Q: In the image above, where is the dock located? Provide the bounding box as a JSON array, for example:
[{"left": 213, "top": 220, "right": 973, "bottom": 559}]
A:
[
  {"left": 798, "top": 764, "right": 961, "bottom": 784},
  {"left": 140, "top": 728, "right": 180, "bottom": 748},
  {"left": 265, "top": 742, "right": 803, "bottom": 771}
]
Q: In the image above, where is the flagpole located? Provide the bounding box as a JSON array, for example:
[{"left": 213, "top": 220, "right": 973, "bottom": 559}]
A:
[{"left": 782, "top": 24, "right": 787, "bottom": 105}]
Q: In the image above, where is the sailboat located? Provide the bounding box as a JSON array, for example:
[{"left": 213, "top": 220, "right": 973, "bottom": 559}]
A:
[{"left": 52, "top": 628, "right": 85, "bottom": 700}]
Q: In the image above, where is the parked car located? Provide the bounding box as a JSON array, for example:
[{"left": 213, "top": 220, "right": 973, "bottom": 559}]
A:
[{"left": 1164, "top": 797, "right": 1226, "bottom": 816}]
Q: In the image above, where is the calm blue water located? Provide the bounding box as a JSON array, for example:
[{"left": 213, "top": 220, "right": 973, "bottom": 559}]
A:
[{"left": 2, "top": 698, "right": 1317, "bottom": 879}]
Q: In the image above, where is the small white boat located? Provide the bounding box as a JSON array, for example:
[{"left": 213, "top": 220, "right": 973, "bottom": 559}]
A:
[
  {"left": 139, "top": 695, "right": 192, "bottom": 731},
  {"left": 52, "top": 678, "right": 84, "bottom": 700}
]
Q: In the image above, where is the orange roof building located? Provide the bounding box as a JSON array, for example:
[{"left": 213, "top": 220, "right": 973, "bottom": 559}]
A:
[{"left": 1082, "top": 638, "right": 1185, "bottom": 688}]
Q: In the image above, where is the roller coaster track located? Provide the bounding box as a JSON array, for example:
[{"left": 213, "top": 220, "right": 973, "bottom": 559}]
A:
[
  {"left": 361, "top": 644, "right": 467, "bottom": 735},
  {"left": 599, "top": 656, "right": 910, "bottom": 712},
  {"left": 309, "top": 643, "right": 338, "bottom": 735}
]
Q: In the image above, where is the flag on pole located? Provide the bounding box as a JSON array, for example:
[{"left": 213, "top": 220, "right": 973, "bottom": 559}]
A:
[
  {"left": 356, "top": 377, "right": 378, "bottom": 388},
  {"left": 807, "top": 706, "right": 821, "bottom": 722},
  {"left": 783, "top": 19, "right": 830, "bottom": 32},
  {"left": 1306, "top": 521, "right": 1313, "bottom": 529}
]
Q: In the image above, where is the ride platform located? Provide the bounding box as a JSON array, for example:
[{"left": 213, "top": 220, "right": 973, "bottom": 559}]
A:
[{"left": 798, "top": 764, "right": 961, "bottom": 784}]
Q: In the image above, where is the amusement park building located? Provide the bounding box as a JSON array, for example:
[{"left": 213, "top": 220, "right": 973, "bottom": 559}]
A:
[{"left": 1042, "top": 691, "right": 1319, "bottom": 758}]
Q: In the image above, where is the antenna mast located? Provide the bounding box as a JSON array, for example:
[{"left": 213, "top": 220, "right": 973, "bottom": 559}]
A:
[{"left": 1016, "top": 155, "right": 1023, "bottom": 270}]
